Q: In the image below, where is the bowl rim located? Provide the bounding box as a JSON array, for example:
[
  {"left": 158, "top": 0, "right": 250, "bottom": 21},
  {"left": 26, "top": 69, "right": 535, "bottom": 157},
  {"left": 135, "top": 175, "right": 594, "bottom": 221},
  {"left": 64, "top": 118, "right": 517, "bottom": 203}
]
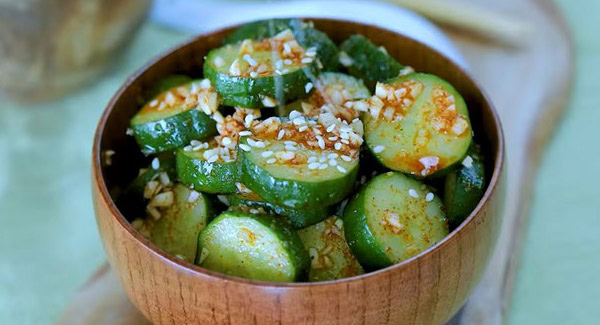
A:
[{"left": 93, "top": 17, "right": 505, "bottom": 288}]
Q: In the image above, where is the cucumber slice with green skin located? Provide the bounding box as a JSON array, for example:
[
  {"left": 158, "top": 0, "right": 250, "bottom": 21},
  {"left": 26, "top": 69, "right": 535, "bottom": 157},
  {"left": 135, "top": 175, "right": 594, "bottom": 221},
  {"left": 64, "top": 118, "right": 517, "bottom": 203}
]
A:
[
  {"left": 150, "top": 184, "right": 215, "bottom": 263},
  {"left": 444, "top": 148, "right": 486, "bottom": 226},
  {"left": 131, "top": 80, "right": 219, "bottom": 155},
  {"left": 343, "top": 172, "right": 449, "bottom": 270},
  {"left": 339, "top": 34, "right": 404, "bottom": 90},
  {"left": 239, "top": 134, "right": 360, "bottom": 209},
  {"left": 117, "top": 153, "right": 177, "bottom": 220},
  {"left": 176, "top": 143, "right": 240, "bottom": 194},
  {"left": 145, "top": 75, "right": 193, "bottom": 101},
  {"left": 196, "top": 209, "right": 310, "bottom": 282},
  {"left": 284, "top": 72, "right": 371, "bottom": 121},
  {"left": 297, "top": 216, "right": 364, "bottom": 281},
  {"left": 204, "top": 32, "right": 319, "bottom": 108},
  {"left": 224, "top": 18, "right": 340, "bottom": 71},
  {"left": 363, "top": 73, "right": 472, "bottom": 177},
  {"left": 228, "top": 190, "right": 332, "bottom": 228}
]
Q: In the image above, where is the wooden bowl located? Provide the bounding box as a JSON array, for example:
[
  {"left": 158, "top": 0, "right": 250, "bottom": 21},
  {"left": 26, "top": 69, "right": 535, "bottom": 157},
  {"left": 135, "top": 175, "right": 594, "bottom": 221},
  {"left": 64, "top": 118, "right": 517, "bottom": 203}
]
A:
[{"left": 92, "top": 19, "right": 505, "bottom": 325}]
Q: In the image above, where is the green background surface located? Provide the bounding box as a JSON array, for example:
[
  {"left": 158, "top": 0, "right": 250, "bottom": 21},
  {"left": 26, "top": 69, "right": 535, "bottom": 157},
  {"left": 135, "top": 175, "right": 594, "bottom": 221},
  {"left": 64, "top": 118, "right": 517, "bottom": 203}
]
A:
[{"left": 0, "top": 0, "right": 597, "bottom": 324}]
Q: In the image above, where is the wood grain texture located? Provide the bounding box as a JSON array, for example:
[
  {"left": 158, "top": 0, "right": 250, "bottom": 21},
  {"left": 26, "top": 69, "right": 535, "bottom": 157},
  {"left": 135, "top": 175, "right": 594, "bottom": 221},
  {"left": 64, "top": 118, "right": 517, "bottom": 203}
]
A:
[{"left": 87, "top": 19, "right": 505, "bottom": 325}]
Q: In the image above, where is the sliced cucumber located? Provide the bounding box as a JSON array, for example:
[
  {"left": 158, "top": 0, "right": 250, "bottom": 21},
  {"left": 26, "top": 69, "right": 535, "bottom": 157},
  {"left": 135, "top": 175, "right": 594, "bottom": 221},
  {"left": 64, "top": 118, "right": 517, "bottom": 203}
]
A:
[
  {"left": 131, "top": 79, "right": 218, "bottom": 155},
  {"left": 284, "top": 72, "right": 371, "bottom": 121},
  {"left": 196, "top": 209, "right": 309, "bottom": 282},
  {"left": 343, "top": 172, "right": 449, "bottom": 270},
  {"left": 339, "top": 34, "right": 404, "bottom": 90},
  {"left": 228, "top": 190, "right": 332, "bottom": 228},
  {"left": 224, "top": 18, "right": 339, "bottom": 71},
  {"left": 145, "top": 74, "right": 192, "bottom": 101},
  {"left": 205, "top": 32, "right": 319, "bottom": 108},
  {"left": 297, "top": 216, "right": 364, "bottom": 281},
  {"left": 239, "top": 118, "right": 360, "bottom": 209},
  {"left": 117, "top": 153, "right": 177, "bottom": 220},
  {"left": 444, "top": 147, "right": 486, "bottom": 226},
  {"left": 176, "top": 141, "right": 240, "bottom": 194},
  {"left": 150, "top": 184, "right": 215, "bottom": 263},
  {"left": 363, "top": 73, "right": 472, "bottom": 177}
]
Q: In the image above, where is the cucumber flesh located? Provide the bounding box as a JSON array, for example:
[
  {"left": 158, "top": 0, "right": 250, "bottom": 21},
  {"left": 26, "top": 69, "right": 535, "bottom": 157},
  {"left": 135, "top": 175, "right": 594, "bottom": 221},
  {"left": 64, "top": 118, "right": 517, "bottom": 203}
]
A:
[
  {"left": 343, "top": 172, "right": 448, "bottom": 270},
  {"left": 196, "top": 209, "right": 309, "bottom": 282},
  {"left": 228, "top": 190, "right": 332, "bottom": 228},
  {"left": 444, "top": 147, "right": 486, "bottom": 226},
  {"left": 297, "top": 216, "right": 364, "bottom": 281},
  {"left": 339, "top": 34, "right": 404, "bottom": 90},
  {"left": 205, "top": 31, "right": 318, "bottom": 108},
  {"left": 363, "top": 73, "right": 472, "bottom": 177},
  {"left": 240, "top": 115, "right": 361, "bottom": 209},
  {"left": 224, "top": 18, "right": 339, "bottom": 71},
  {"left": 131, "top": 79, "right": 219, "bottom": 154},
  {"left": 150, "top": 184, "right": 215, "bottom": 263},
  {"left": 284, "top": 72, "right": 371, "bottom": 122}
]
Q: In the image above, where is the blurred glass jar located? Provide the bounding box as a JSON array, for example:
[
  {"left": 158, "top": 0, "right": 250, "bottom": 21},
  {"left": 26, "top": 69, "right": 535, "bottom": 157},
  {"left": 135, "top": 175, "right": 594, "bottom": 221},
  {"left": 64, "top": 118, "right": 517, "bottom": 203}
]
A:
[{"left": 0, "top": 0, "right": 151, "bottom": 102}]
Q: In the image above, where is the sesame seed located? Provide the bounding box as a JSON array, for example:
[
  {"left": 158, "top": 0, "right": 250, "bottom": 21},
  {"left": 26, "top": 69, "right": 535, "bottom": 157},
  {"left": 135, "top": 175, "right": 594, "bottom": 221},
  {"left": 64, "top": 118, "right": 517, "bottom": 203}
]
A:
[
  {"left": 284, "top": 59, "right": 292, "bottom": 65},
  {"left": 261, "top": 95, "right": 277, "bottom": 107},
  {"left": 213, "top": 56, "right": 225, "bottom": 67},
  {"left": 239, "top": 144, "right": 251, "bottom": 151},
  {"left": 293, "top": 117, "right": 306, "bottom": 125},
  {"left": 341, "top": 155, "right": 352, "bottom": 162},
  {"left": 319, "top": 156, "right": 327, "bottom": 163},
  {"left": 244, "top": 114, "right": 255, "bottom": 127},
  {"left": 326, "top": 124, "right": 336, "bottom": 132},
  {"left": 254, "top": 141, "right": 266, "bottom": 148},
  {"left": 462, "top": 155, "right": 474, "bottom": 168},
  {"left": 308, "top": 156, "right": 318, "bottom": 163},
  {"left": 280, "top": 151, "right": 295, "bottom": 160},
  {"left": 243, "top": 54, "right": 258, "bottom": 66},
  {"left": 341, "top": 139, "right": 349, "bottom": 144},
  {"left": 126, "top": 128, "right": 134, "bottom": 136},
  {"left": 149, "top": 99, "right": 159, "bottom": 107},
  {"left": 239, "top": 131, "right": 252, "bottom": 137},
  {"left": 266, "top": 158, "right": 276, "bottom": 164},
  {"left": 301, "top": 57, "right": 313, "bottom": 64},
  {"left": 222, "top": 137, "right": 232, "bottom": 146},
  {"left": 289, "top": 110, "right": 302, "bottom": 120},
  {"left": 151, "top": 158, "right": 160, "bottom": 170},
  {"left": 247, "top": 138, "right": 257, "bottom": 147},
  {"left": 261, "top": 151, "right": 273, "bottom": 158},
  {"left": 328, "top": 136, "right": 338, "bottom": 141},
  {"left": 373, "top": 145, "right": 385, "bottom": 153},
  {"left": 229, "top": 58, "right": 242, "bottom": 76},
  {"left": 188, "top": 190, "right": 200, "bottom": 203},
  {"left": 336, "top": 166, "right": 347, "bottom": 173},
  {"left": 285, "top": 144, "right": 297, "bottom": 151},
  {"left": 426, "top": 192, "right": 435, "bottom": 202},
  {"left": 305, "top": 82, "right": 313, "bottom": 93},
  {"left": 298, "top": 126, "right": 308, "bottom": 132},
  {"left": 408, "top": 189, "right": 419, "bottom": 198},
  {"left": 334, "top": 142, "right": 342, "bottom": 150},
  {"left": 319, "top": 163, "right": 328, "bottom": 169},
  {"left": 316, "top": 136, "right": 325, "bottom": 149},
  {"left": 250, "top": 71, "right": 258, "bottom": 78},
  {"left": 308, "top": 162, "right": 320, "bottom": 170},
  {"left": 328, "top": 159, "right": 337, "bottom": 166},
  {"left": 277, "top": 129, "right": 285, "bottom": 140},
  {"left": 183, "top": 145, "right": 192, "bottom": 152},
  {"left": 339, "top": 51, "right": 353, "bottom": 66}
]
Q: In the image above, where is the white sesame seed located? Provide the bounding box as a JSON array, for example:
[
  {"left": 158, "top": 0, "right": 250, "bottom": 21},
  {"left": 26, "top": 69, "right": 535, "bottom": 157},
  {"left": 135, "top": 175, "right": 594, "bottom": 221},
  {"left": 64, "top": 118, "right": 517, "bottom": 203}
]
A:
[
  {"left": 239, "top": 144, "right": 251, "bottom": 151},
  {"left": 229, "top": 58, "right": 242, "bottom": 76},
  {"left": 285, "top": 144, "right": 297, "bottom": 151},
  {"left": 289, "top": 110, "right": 302, "bottom": 120},
  {"left": 408, "top": 189, "right": 419, "bottom": 198},
  {"left": 334, "top": 142, "right": 342, "bottom": 150},
  {"left": 319, "top": 163, "right": 328, "bottom": 169},
  {"left": 243, "top": 54, "right": 258, "bottom": 67},
  {"left": 281, "top": 151, "right": 295, "bottom": 160},
  {"left": 187, "top": 190, "right": 200, "bottom": 203},
  {"left": 284, "top": 59, "right": 293, "bottom": 65},
  {"left": 282, "top": 68, "right": 290, "bottom": 74},
  {"left": 293, "top": 117, "right": 306, "bottom": 125},
  {"left": 126, "top": 128, "right": 134, "bottom": 136},
  {"left": 426, "top": 192, "right": 435, "bottom": 202},
  {"left": 190, "top": 140, "right": 202, "bottom": 146},
  {"left": 261, "top": 151, "right": 273, "bottom": 158},
  {"left": 250, "top": 71, "right": 258, "bottom": 78},
  {"left": 254, "top": 141, "right": 266, "bottom": 148},
  {"left": 298, "top": 126, "right": 308, "bottom": 132},
  {"left": 149, "top": 99, "right": 159, "bottom": 107},
  {"left": 462, "top": 155, "right": 474, "bottom": 168},
  {"left": 244, "top": 114, "right": 255, "bottom": 127},
  {"left": 151, "top": 158, "right": 160, "bottom": 170},
  {"left": 326, "top": 124, "right": 336, "bottom": 133},
  {"left": 373, "top": 145, "right": 385, "bottom": 153},
  {"left": 183, "top": 145, "right": 193, "bottom": 152},
  {"left": 328, "top": 153, "right": 338, "bottom": 159},
  {"left": 341, "top": 155, "right": 352, "bottom": 162},
  {"left": 222, "top": 137, "right": 232, "bottom": 146},
  {"left": 301, "top": 57, "right": 314, "bottom": 64},
  {"left": 308, "top": 162, "right": 320, "bottom": 170},
  {"left": 277, "top": 129, "right": 285, "bottom": 140},
  {"left": 305, "top": 82, "right": 313, "bottom": 93},
  {"left": 339, "top": 51, "right": 353, "bottom": 66},
  {"left": 341, "top": 139, "right": 350, "bottom": 144},
  {"left": 266, "top": 158, "right": 276, "bottom": 164},
  {"left": 328, "top": 159, "right": 337, "bottom": 166},
  {"left": 316, "top": 136, "right": 325, "bottom": 149},
  {"left": 213, "top": 56, "right": 225, "bottom": 68},
  {"left": 247, "top": 138, "right": 257, "bottom": 147},
  {"left": 261, "top": 95, "right": 277, "bottom": 107},
  {"left": 336, "top": 166, "right": 347, "bottom": 173},
  {"left": 239, "top": 131, "right": 252, "bottom": 137},
  {"left": 308, "top": 156, "right": 318, "bottom": 163}
]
